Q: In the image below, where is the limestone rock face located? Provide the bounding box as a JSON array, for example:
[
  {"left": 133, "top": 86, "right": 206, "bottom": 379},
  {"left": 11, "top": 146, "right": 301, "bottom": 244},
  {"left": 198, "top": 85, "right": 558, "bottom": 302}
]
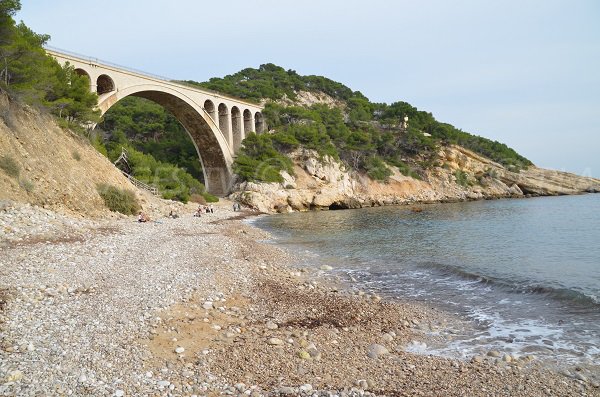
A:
[{"left": 230, "top": 146, "right": 600, "bottom": 214}]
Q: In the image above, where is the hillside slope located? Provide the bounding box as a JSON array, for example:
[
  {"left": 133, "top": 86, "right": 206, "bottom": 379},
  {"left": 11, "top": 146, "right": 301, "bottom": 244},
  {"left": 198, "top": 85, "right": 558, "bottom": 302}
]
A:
[{"left": 0, "top": 93, "right": 178, "bottom": 218}]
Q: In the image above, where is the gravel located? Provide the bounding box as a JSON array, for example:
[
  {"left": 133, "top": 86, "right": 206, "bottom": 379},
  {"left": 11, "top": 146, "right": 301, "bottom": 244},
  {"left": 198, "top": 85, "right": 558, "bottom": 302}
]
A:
[{"left": 1, "top": 201, "right": 598, "bottom": 396}]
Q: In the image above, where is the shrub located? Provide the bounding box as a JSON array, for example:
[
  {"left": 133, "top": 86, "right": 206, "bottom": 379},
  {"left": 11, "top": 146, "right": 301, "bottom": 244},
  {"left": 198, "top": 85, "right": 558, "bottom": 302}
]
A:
[
  {"left": 96, "top": 183, "right": 140, "bottom": 215},
  {"left": 202, "top": 192, "right": 219, "bottom": 203},
  {"left": 0, "top": 155, "right": 20, "bottom": 178},
  {"left": 72, "top": 150, "right": 81, "bottom": 161},
  {"left": 454, "top": 170, "right": 472, "bottom": 187},
  {"left": 365, "top": 156, "right": 392, "bottom": 182}
]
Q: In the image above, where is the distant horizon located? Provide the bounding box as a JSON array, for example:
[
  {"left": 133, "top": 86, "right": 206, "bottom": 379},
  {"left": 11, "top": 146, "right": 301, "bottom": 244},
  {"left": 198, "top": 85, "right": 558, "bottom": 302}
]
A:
[{"left": 17, "top": 0, "right": 600, "bottom": 178}]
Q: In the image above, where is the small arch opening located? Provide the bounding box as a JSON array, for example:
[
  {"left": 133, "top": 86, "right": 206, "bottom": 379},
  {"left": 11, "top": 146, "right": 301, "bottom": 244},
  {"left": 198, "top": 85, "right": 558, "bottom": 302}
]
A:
[
  {"left": 218, "top": 103, "right": 230, "bottom": 136},
  {"left": 74, "top": 68, "right": 90, "bottom": 80},
  {"left": 243, "top": 109, "right": 253, "bottom": 134},
  {"left": 231, "top": 106, "right": 242, "bottom": 151},
  {"left": 97, "top": 74, "right": 115, "bottom": 95},
  {"left": 255, "top": 112, "right": 265, "bottom": 134},
  {"left": 203, "top": 100, "right": 216, "bottom": 122}
]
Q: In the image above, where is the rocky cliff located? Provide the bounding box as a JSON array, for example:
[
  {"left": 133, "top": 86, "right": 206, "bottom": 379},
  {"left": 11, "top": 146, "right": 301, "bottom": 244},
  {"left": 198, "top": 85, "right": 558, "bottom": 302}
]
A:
[{"left": 230, "top": 145, "right": 600, "bottom": 213}]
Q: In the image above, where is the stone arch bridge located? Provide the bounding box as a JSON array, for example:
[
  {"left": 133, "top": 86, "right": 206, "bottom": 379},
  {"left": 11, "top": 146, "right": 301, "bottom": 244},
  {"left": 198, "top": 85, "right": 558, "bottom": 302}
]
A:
[{"left": 47, "top": 47, "right": 265, "bottom": 195}]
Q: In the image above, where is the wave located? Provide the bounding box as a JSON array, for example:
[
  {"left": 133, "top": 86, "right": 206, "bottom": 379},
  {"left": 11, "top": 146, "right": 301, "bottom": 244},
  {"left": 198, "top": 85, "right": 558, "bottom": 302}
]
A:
[{"left": 416, "top": 261, "right": 600, "bottom": 307}]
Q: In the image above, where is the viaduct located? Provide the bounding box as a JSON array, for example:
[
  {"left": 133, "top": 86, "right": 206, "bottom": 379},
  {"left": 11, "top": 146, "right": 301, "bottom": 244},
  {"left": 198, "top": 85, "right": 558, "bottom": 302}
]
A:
[{"left": 47, "top": 48, "right": 265, "bottom": 195}]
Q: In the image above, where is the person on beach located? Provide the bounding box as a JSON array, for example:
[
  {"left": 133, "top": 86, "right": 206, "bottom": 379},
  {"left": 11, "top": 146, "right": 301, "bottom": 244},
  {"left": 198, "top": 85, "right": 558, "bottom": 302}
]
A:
[
  {"left": 168, "top": 210, "right": 179, "bottom": 219},
  {"left": 194, "top": 206, "right": 202, "bottom": 217},
  {"left": 209, "top": 204, "right": 214, "bottom": 214},
  {"left": 138, "top": 211, "right": 150, "bottom": 222}
]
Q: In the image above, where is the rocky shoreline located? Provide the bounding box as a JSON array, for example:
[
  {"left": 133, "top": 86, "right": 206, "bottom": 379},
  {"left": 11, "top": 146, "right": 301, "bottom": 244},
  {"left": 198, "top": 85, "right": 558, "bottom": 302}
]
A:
[{"left": 1, "top": 201, "right": 598, "bottom": 396}]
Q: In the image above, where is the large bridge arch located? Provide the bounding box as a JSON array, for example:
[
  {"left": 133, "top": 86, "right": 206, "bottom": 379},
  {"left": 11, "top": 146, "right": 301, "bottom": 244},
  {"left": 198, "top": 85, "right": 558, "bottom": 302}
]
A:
[{"left": 98, "top": 84, "right": 234, "bottom": 195}]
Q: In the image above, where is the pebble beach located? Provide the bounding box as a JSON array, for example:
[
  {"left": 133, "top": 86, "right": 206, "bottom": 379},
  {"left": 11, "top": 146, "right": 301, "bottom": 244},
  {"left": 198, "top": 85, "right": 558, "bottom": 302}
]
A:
[{"left": 0, "top": 201, "right": 598, "bottom": 397}]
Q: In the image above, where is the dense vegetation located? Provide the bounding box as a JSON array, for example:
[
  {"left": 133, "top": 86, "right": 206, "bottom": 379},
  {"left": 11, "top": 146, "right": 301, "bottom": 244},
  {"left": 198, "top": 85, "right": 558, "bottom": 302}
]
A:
[
  {"left": 99, "top": 97, "right": 202, "bottom": 180},
  {"left": 0, "top": 0, "right": 99, "bottom": 129},
  {"left": 188, "top": 63, "right": 532, "bottom": 183},
  {"left": 97, "top": 99, "right": 217, "bottom": 203}
]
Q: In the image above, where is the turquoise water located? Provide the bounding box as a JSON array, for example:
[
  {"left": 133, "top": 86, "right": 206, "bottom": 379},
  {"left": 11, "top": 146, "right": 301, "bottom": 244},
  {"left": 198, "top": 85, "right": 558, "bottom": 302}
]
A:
[{"left": 254, "top": 194, "right": 600, "bottom": 365}]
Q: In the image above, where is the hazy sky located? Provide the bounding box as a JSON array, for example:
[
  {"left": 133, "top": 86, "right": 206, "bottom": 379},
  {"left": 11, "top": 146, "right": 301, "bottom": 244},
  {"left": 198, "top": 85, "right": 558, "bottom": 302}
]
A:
[{"left": 17, "top": 0, "right": 600, "bottom": 177}]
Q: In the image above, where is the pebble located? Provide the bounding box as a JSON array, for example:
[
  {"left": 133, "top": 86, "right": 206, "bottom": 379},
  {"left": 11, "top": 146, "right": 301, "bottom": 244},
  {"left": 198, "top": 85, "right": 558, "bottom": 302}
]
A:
[
  {"left": 175, "top": 346, "right": 185, "bottom": 354},
  {"left": 488, "top": 350, "right": 501, "bottom": 358},
  {"left": 297, "top": 350, "right": 311, "bottom": 359},
  {"left": 114, "top": 389, "right": 125, "bottom": 397},
  {"left": 203, "top": 301, "right": 214, "bottom": 310},
  {"left": 299, "top": 384, "right": 313, "bottom": 392},
  {"left": 277, "top": 386, "right": 296, "bottom": 395},
  {"left": 574, "top": 373, "right": 588, "bottom": 382},
  {"left": 471, "top": 355, "right": 484, "bottom": 364},
  {"left": 267, "top": 337, "right": 284, "bottom": 345},
  {"left": 320, "top": 265, "right": 333, "bottom": 271},
  {"left": 266, "top": 320, "right": 278, "bottom": 330},
  {"left": 381, "top": 333, "right": 394, "bottom": 343},
  {"left": 367, "top": 344, "right": 389, "bottom": 359},
  {"left": 6, "top": 370, "right": 23, "bottom": 382}
]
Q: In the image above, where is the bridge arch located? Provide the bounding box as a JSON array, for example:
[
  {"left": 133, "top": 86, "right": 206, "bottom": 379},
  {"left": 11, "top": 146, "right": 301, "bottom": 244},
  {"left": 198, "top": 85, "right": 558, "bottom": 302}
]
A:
[
  {"left": 97, "top": 74, "right": 115, "bottom": 95},
  {"left": 255, "top": 112, "right": 265, "bottom": 134},
  {"left": 243, "top": 109, "right": 254, "bottom": 134},
  {"left": 98, "top": 84, "right": 234, "bottom": 195},
  {"left": 231, "top": 106, "right": 243, "bottom": 151},
  {"left": 203, "top": 100, "right": 216, "bottom": 122}
]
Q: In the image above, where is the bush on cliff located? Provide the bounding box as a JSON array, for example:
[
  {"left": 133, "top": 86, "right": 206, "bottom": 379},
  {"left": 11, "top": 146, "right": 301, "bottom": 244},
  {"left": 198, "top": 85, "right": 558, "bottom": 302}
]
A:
[
  {"left": 233, "top": 133, "right": 294, "bottom": 183},
  {"left": 96, "top": 184, "right": 140, "bottom": 215}
]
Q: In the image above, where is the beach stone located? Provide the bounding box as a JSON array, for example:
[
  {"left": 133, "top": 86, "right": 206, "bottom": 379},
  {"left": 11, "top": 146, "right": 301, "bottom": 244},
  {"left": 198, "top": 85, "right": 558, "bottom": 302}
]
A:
[
  {"left": 367, "top": 344, "right": 389, "bottom": 359},
  {"left": 266, "top": 320, "right": 278, "bottom": 330},
  {"left": 267, "top": 337, "right": 284, "bottom": 345},
  {"left": 175, "top": 346, "right": 185, "bottom": 354},
  {"left": 115, "top": 390, "right": 125, "bottom": 397},
  {"left": 307, "top": 347, "right": 321, "bottom": 360},
  {"left": 320, "top": 265, "right": 333, "bottom": 271},
  {"left": 471, "top": 355, "right": 484, "bottom": 364},
  {"left": 202, "top": 301, "right": 214, "bottom": 310},
  {"left": 157, "top": 380, "right": 170, "bottom": 388},
  {"left": 487, "top": 350, "right": 501, "bottom": 357},
  {"left": 574, "top": 373, "right": 588, "bottom": 382},
  {"left": 502, "top": 354, "right": 512, "bottom": 363},
  {"left": 278, "top": 386, "right": 296, "bottom": 395},
  {"left": 6, "top": 370, "right": 23, "bottom": 382},
  {"left": 381, "top": 333, "right": 394, "bottom": 342},
  {"left": 297, "top": 350, "right": 311, "bottom": 359},
  {"left": 356, "top": 379, "right": 369, "bottom": 389},
  {"left": 299, "top": 384, "right": 312, "bottom": 392}
]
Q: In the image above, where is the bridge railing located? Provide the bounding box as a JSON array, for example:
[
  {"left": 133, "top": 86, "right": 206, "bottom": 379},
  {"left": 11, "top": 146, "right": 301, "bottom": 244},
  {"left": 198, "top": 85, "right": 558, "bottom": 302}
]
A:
[
  {"left": 45, "top": 45, "right": 173, "bottom": 82},
  {"left": 44, "top": 46, "right": 262, "bottom": 108}
]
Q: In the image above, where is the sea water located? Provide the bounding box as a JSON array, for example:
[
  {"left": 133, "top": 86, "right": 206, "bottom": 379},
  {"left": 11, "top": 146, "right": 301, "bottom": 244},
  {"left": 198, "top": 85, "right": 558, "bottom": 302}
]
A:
[{"left": 254, "top": 194, "right": 600, "bottom": 367}]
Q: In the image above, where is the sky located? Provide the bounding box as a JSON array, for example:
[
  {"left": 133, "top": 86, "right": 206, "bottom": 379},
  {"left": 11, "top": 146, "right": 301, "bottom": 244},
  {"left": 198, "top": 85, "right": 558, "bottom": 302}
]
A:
[{"left": 17, "top": 0, "right": 600, "bottom": 177}]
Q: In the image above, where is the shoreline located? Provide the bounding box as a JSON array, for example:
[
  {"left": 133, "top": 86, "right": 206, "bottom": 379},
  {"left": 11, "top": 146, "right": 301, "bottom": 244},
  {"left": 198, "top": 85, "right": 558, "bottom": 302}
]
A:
[{"left": 1, "top": 201, "right": 598, "bottom": 396}]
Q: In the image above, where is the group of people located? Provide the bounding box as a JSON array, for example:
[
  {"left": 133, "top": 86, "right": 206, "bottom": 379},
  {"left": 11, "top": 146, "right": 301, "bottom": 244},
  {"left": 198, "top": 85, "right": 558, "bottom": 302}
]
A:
[
  {"left": 194, "top": 204, "right": 214, "bottom": 217},
  {"left": 139, "top": 201, "right": 242, "bottom": 222}
]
